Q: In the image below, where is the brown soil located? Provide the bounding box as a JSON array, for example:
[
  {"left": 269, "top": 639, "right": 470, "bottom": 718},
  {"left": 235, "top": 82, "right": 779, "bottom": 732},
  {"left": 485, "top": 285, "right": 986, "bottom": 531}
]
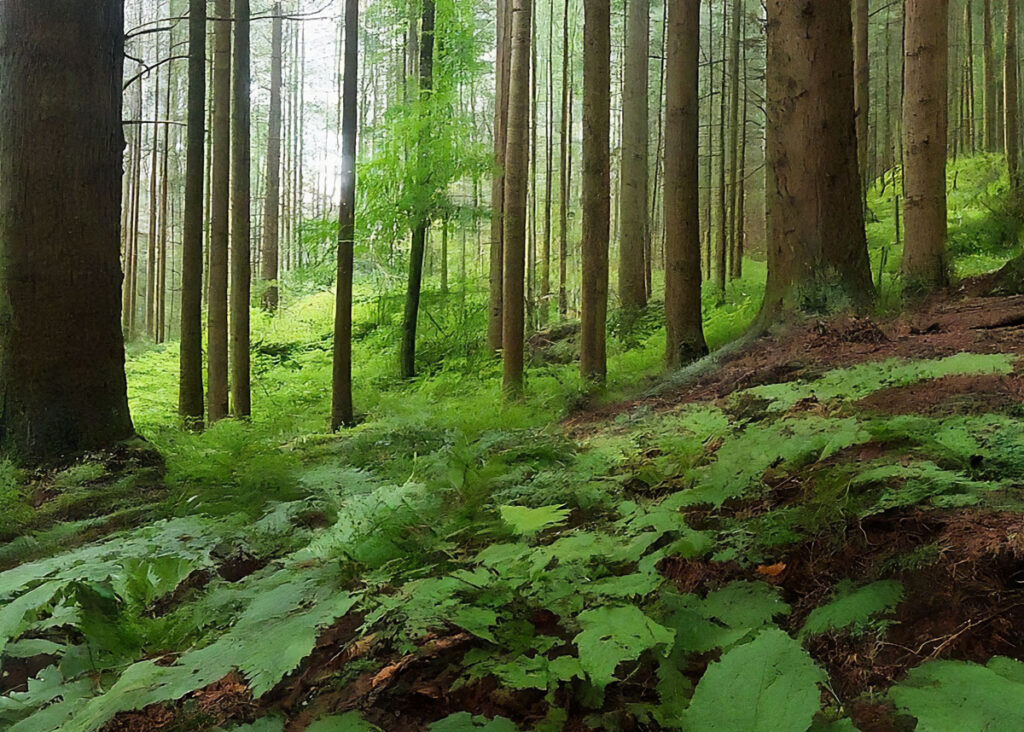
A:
[{"left": 567, "top": 292, "right": 1024, "bottom": 435}]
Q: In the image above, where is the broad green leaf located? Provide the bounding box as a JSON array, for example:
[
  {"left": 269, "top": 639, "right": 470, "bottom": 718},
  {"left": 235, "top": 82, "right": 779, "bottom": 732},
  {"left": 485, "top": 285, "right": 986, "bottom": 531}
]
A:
[
  {"left": 429, "top": 712, "right": 519, "bottom": 731},
  {"left": 574, "top": 605, "right": 675, "bottom": 688},
  {"left": 499, "top": 505, "right": 571, "bottom": 536},
  {"left": 800, "top": 581, "right": 904, "bottom": 638},
  {"left": 682, "top": 629, "right": 826, "bottom": 731},
  {"left": 306, "top": 713, "right": 382, "bottom": 731}
]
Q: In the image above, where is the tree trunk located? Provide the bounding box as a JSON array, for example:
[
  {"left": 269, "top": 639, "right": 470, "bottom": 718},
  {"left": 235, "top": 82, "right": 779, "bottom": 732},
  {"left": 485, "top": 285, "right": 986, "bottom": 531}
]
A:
[
  {"left": 488, "top": 0, "right": 513, "bottom": 350},
  {"left": 1006, "top": 0, "right": 1020, "bottom": 189},
  {"left": 261, "top": 3, "right": 283, "bottom": 312},
  {"left": 902, "top": 0, "right": 949, "bottom": 291},
  {"left": 231, "top": 0, "right": 252, "bottom": 418},
  {"left": 179, "top": 0, "right": 206, "bottom": 429},
  {"left": 558, "top": 0, "right": 570, "bottom": 318},
  {"left": 0, "top": 0, "right": 134, "bottom": 462},
  {"left": 762, "top": 0, "right": 874, "bottom": 320},
  {"left": 146, "top": 75, "right": 161, "bottom": 339},
  {"left": 541, "top": 0, "right": 553, "bottom": 326},
  {"left": 664, "top": 0, "right": 708, "bottom": 369},
  {"left": 207, "top": 0, "right": 231, "bottom": 424},
  {"left": 618, "top": 0, "right": 649, "bottom": 316},
  {"left": 726, "top": 0, "right": 742, "bottom": 278},
  {"left": 983, "top": 0, "right": 999, "bottom": 151},
  {"left": 715, "top": 0, "right": 728, "bottom": 295},
  {"left": 503, "top": 0, "right": 532, "bottom": 396},
  {"left": 400, "top": 0, "right": 436, "bottom": 380},
  {"left": 580, "top": 0, "right": 610, "bottom": 383},
  {"left": 854, "top": 0, "right": 870, "bottom": 194},
  {"left": 332, "top": 0, "right": 358, "bottom": 429}
]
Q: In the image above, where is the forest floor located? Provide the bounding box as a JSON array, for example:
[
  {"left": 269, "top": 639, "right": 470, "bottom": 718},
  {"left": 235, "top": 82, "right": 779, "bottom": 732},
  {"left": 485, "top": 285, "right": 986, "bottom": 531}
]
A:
[{"left": 8, "top": 285, "right": 1024, "bottom": 731}]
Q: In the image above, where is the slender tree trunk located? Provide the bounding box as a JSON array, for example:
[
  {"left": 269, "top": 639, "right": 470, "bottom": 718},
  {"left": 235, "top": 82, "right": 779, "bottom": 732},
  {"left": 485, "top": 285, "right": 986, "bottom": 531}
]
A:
[
  {"left": 726, "top": 0, "right": 742, "bottom": 278},
  {"left": 332, "top": 0, "right": 358, "bottom": 429},
  {"left": 541, "top": 0, "right": 553, "bottom": 325},
  {"left": 618, "top": 0, "right": 649, "bottom": 316},
  {"left": 231, "top": 0, "right": 251, "bottom": 418},
  {"left": 733, "top": 24, "right": 748, "bottom": 281},
  {"left": 964, "top": 0, "right": 976, "bottom": 155},
  {"left": 179, "top": 0, "right": 206, "bottom": 428},
  {"left": 762, "top": 0, "right": 874, "bottom": 320},
  {"left": 0, "top": 0, "right": 134, "bottom": 462},
  {"left": 580, "top": 0, "right": 610, "bottom": 382},
  {"left": 146, "top": 75, "right": 161, "bottom": 339},
  {"left": 261, "top": 4, "right": 283, "bottom": 312},
  {"left": 664, "top": 0, "right": 708, "bottom": 369},
  {"left": 207, "top": 0, "right": 231, "bottom": 424},
  {"left": 503, "top": 0, "right": 532, "bottom": 395},
  {"left": 489, "top": 0, "right": 513, "bottom": 350},
  {"left": 400, "top": 0, "right": 435, "bottom": 379},
  {"left": 983, "top": 0, "right": 998, "bottom": 151},
  {"left": 714, "top": 0, "right": 728, "bottom": 295},
  {"left": 1006, "top": 0, "right": 1020, "bottom": 189},
  {"left": 854, "top": 0, "right": 870, "bottom": 194},
  {"left": 558, "top": 0, "right": 570, "bottom": 318}
]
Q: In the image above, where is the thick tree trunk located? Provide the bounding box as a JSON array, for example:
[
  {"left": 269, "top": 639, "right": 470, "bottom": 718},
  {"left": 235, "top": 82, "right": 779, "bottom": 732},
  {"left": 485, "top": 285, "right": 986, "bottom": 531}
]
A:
[
  {"left": 618, "top": 0, "right": 649, "bottom": 316},
  {"left": 664, "top": 0, "right": 708, "bottom": 369},
  {"left": 400, "top": 0, "right": 436, "bottom": 380},
  {"left": 1006, "top": 0, "right": 1019, "bottom": 190},
  {"left": 179, "top": 0, "right": 207, "bottom": 428},
  {"left": 0, "top": 0, "right": 134, "bottom": 462},
  {"left": 332, "top": 0, "right": 359, "bottom": 429},
  {"left": 580, "top": 0, "right": 611, "bottom": 383},
  {"left": 261, "top": 4, "right": 283, "bottom": 312},
  {"left": 503, "top": 0, "right": 532, "bottom": 396},
  {"left": 902, "top": 0, "right": 949, "bottom": 291},
  {"left": 207, "top": 0, "right": 231, "bottom": 424},
  {"left": 489, "top": 0, "right": 513, "bottom": 350},
  {"left": 231, "top": 0, "right": 252, "bottom": 418},
  {"left": 762, "top": 0, "right": 874, "bottom": 320}
]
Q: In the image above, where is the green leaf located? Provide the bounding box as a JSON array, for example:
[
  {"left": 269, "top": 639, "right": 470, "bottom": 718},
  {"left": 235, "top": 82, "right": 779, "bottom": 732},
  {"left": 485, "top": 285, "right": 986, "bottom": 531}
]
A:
[
  {"left": 682, "top": 629, "right": 826, "bottom": 731},
  {"left": 306, "top": 713, "right": 382, "bottom": 731},
  {"left": 800, "top": 581, "right": 904, "bottom": 638},
  {"left": 429, "top": 712, "right": 519, "bottom": 731},
  {"left": 574, "top": 605, "right": 675, "bottom": 688},
  {"left": 890, "top": 658, "right": 1024, "bottom": 731},
  {"left": 498, "top": 505, "right": 571, "bottom": 536}
]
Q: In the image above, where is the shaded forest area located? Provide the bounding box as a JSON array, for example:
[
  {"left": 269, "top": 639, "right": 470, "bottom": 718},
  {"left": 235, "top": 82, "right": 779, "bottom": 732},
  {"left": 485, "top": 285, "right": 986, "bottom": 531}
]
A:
[{"left": 6, "top": 0, "right": 1024, "bottom": 729}]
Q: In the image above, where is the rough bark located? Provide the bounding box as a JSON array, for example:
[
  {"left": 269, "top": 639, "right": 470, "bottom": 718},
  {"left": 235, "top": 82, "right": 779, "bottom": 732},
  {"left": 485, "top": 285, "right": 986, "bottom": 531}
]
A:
[
  {"left": 207, "top": 0, "right": 231, "bottom": 424},
  {"left": 231, "top": 0, "right": 252, "bottom": 417},
  {"left": 618, "top": 0, "right": 650, "bottom": 315},
  {"left": 1006, "top": 0, "right": 1019, "bottom": 189},
  {"left": 332, "top": 0, "right": 359, "bottom": 429},
  {"left": 762, "top": 0, "right": 874, "bottom": 320},
  {"left": 0, "top": 0, "right": 134, "bottom": 463},
  {"left": 558, "top": 0, "right": 570, "bottom": 318},
  {"left": 854, "top": 0, "right": 870, "bottom": 193},
  {"left": 261, "top": 4, "right": 283, "bottom": 312},
  {"left": 179, "top": 0, "right": 206, "bottom": 428},
  {"left": 664, "top": 0, "right": 708, "bottom": 369},
  {"left": 902, "top": 0, "right": 949, "bottom": 291},
  {"left": 503, "top": 0, "right": 532, "bottom": 395},
  {"left": 489, "top": 0, "right": 513, "bottom": 350},
  {"left": 983, "top": 0, "right": 999, "bottom": 151}
]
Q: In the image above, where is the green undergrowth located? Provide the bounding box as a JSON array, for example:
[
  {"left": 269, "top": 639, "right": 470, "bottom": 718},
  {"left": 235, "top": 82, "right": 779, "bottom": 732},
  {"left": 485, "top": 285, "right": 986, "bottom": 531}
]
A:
[{"left": 5, "top": 342, "right": 1024, "bottom": 729}]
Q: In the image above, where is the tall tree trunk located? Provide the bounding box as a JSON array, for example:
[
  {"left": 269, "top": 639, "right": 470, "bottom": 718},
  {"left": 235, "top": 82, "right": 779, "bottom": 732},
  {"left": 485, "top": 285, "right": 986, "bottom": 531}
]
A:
[
  {"left": 983, "top": 0, "right": 999, "bottom": 151},
  {"left": 503, "top": 0, "right": 532, "bottom": 395},
  {"left": 664, "top": 0, "right": 708, "bottom": 369},
  {"left": 0, "top": 0, "right": 134, "bottom": 462},
  {"left": 261, "top": 4, "right": 283, "bottom": 312},
  {"left": 715, "top": 0, "right": 728, "bottom": 295},
  {"left": 207, "top": 0, "right": 231, "bottom": 424},
  {"left": 146, "top": 75, "right": 161, "bottom": 339},
  {"left": 541, "top": 0, "right": 553, "bottom": 326},
  {"left": 231, "top": 0, "right": 252, "bottom": 418},
  {"left": 488, "top": 0, "right": 513, "bottom": 350},
  {"left": 580, "top": 0, "right": 610, "bottom": 382},
  {"left": 964, "top": 0, "right": 976, "bottom": 155},
  {"left": 332, "top": 0, "right": 358, "bottom": 429},
  {"left": 1006, "top": 0, "right": 1020, "bottom": 189},
  {"left": 733, "top": 22, "right": 748, "bottom": 281},
  {"left": 558, "top": 0, "right": 570, "bottom": 318},
  {"left": 179, "top": 0, "right": 206, "bottom": 428},
  {"left": 762, "top": 0, "right": 874, "bottom": 320},
  {"left": 854, "top": 0, "right": 870, "bottom": 194},
  {"left": 618, "top": 0, "right": 649, "bottom": 316},
  {"left": 400, "top": 0, "right": 436, "bottom": 379},
  {"left": 902, "top": 0, "right": 949, "bottom": 290},
  {"left": 726, "top": 0, "right": 742, "bottom": 278}
]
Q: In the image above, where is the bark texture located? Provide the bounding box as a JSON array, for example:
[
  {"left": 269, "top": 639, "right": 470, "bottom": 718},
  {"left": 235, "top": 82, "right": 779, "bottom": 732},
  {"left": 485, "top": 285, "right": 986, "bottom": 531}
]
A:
[
  {"left": 502, "top": 0, "right": 532, "bottom": 395},
  {"left": 580, "top": 0, "right": 611, "bottom": 382},
  {"left": 762, "top": 0, "right": 873, "bottom": 320},
  {"left": 231, "top": 0, "right": 252, "bottom": 417},
  {"left": 663, "top": 0, "right": 708, "bottom": 369},
  {"left": 902, "top": 0, "right": 949, "bottom": 290},
  {"left": 1005, "top": 0, "right": 1019, "bottom": 189},
  {"left": 488, "top": 0, "right": 513, "bottom": 351},
  {"left": 0, "top": 0, "right": 134, "bottom": 462},
  {"left": 618, "top": 0, "right": 649, "bottom": 315},
  {"left": 260, "top": 3, "right": 284, "bottom": 312}
]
